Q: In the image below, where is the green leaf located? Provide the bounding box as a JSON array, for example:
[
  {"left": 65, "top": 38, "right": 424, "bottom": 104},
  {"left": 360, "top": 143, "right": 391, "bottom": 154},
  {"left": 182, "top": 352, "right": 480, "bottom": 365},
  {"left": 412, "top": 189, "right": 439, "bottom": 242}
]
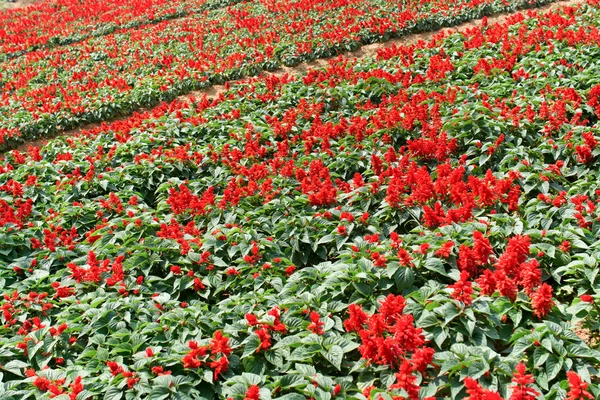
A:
[
  {"left": 424, "top": 257, "right": 448, "bottom": 276},
  {"left": 147, "top": 387, "right": 172, "bottom": 400},
  {"left": 393, "top": 266, "right": 414, "bottom": 290},
  {"left": 533, "top": 346, "right": 549, "bottom": 367},
  {"left": 275, "top": 394, "right": 307, "bottom": 400},
  {"left": 323, "top": 345, "right": 343, "bottom": 370},
  {"left": 288, "top": 346, "right": 315, "bottom": 362},
  {"left": 103, "top": 387, "right": 123, "bottom": 400},
  {"left": 242, "top": 334, "right": 261, "bottom": 358},
  {"left": 242, "top": 356, "right": 266, "bottom": 375},
  {"left": 317, "top": 234, "right": 335, "bottom": 245},
  {"left": 545, "top": 354, "right": 563, "bottom": 381}
]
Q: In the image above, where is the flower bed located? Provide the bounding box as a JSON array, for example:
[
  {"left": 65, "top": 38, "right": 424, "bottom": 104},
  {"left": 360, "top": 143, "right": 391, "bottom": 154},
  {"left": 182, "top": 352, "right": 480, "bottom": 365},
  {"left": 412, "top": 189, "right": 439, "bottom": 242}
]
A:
[
  {"left": 0, "top": 1, "right": 599, "bottom": 399},
  {"left": 0, "top": 0, "right": 229, "bottom": 60},
  {"left": 0, "top": 0, "right": 558, "bottom": 150}
]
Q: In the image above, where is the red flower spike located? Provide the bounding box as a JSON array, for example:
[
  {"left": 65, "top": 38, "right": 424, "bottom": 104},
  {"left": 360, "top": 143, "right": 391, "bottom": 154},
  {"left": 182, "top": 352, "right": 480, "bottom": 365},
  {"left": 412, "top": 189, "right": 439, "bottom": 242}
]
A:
[
  {"left": 531, "top": 283, "right": 554, "bottom": 318},
  {"left": 509, "top": 363, "right": 539, "bottom": 400},
  {"left": 566, "top": 371, "right": 594, "bottom": 400},
  {"left": 244, "top": 385, "right": 260, "bottom": 400},
  {"left": 448, "top": 271, "right": 474, "bottom": 305},
  {"left": 307, "top": 311, "right": 325, "bottom": 335},
  {"left": 464, "top": 377, "right": 503, "bottom": 400}
]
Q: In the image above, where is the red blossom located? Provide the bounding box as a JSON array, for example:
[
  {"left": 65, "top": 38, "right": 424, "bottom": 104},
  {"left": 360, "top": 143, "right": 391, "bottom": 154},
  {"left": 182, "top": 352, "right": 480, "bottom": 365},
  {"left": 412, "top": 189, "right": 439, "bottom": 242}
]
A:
[
  {"left": 255, "top": 328, "right": 272, "bottom": 351},
  {"left": 307, "top": 311, "right": 325, "bottom": 335},
  {"left": 448, "top": 271, "right": 474, "bottom": 305},
  {"left": 211, "top": 330, "right": 231, "bottom": 356},
  {"left": 509, "top": 363, "right": 539, "bottom": 400},
  {"left": 580, "top": 294, "right": 594, "bottom": 303},
  {"left": 464, "top": 377, "right": 503, "bottom": 400},
  {"left": 244, "top": 385, "right": 260, "bottom": 400},
  {"left": 531, "top": 283, "right": 554, "bottom": 318},
  {"left": 210, "top": 356, "right": 229, "bottom": 381},
  {"left": 566, "top": 371, "right": 594, "bottom": 400}
]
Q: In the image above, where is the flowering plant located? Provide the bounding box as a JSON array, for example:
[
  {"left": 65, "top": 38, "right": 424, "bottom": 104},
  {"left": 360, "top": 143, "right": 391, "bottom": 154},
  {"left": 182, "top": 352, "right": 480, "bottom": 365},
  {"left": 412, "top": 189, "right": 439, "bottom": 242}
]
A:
[
  {"left": 0, "top": 0, "right": 558, "bottom": 150},
  {"left": 0, "top": 0, "right": 600, "bottom": 399}
]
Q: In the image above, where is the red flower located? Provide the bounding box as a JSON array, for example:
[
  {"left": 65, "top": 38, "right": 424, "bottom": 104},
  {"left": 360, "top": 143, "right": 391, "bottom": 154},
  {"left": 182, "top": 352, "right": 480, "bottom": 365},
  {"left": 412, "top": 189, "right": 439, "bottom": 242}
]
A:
[
  {"left": 464, "top": 377, "right": 503, "bottom": 400},
  {"left": 193, "top": 277, "right": 206, "bottom": 291},
  {"left": 245, "top": 313, "right": 259, "bottom": 326},
  {"left": 509, "top": 363, "right": 539, "bottom": 400},
  {"left": 517, "top": 259, "right": 541, "bottom": 295},
  {"left": 476, "top": 269, "right": 496, "bottom": 296},
  {"left": 390, "top": 360, "right": 420, "bottom": 399},
  {"left": 69, "top": 376, "right": 84, "bottom": 400},
  {"left": 379, "top": 294, "right": 406, "bottom": 322},
  {"left": 244, "top": 385, "right": 260, "bottom": 400},
  {"left": 531, "top": 283, "right": 554, "bottom": 318},
  {"left": 566, "top": 371, "right": 594, "bottom": 400},
  {"left": 211, "top": 330, "right": 231, "bottom": 356},
  {"left": 435, "top": 241, "right": 454, "bottom": 258},
  {"left": 575, "top": 145, "right": 594, "bottom": 164},
  {"left": 33, "top": 376, "right": 51, "bottom": 392},
  {"left": 362, "top": 386, "right": 375, "bottom": 399},
  {"left": 448, "top": 271, "right": 473, "bottom": 305},
  {"left": 182, "top": 340, "right": 209, "bottom": 369},
  {"left": 126, "top": 376, "right": 139, "bottom": 388},
  {"left": 494, "top": 270, "right": 518, "bottom": 302},
  {"left": 307, "top": 311, "right": 325, "bottom": 335},
  {"left": 495, "top": 235, "right": 531, "bottom": 276},
  {"left": 559, "top": 240, "right": 571, "bottom": 253},
  {"left": 170, "top": 266, "right": 182, "bottom": 275},
  {"left": 580, "top": 294, "right": 594, "bottom": 303},
  {"left": 397, "top": 248, "right": 414, "bottom": 267},
  {"left": 472, "top": 231, "right": 493, "bottom": 265},
  {"left": 255, "top": 328, "right": 272, "bottom": 351},
  {"left": 182, "top": 353, "right": 202, "bottom": 369},
  {"left": 210, "top": 356, "right": 229, "bottom": 381},
  {"left": 268, "top": 307, "right": 287, "bottom": 333},
  {"left": 371, "top": 251, "right": 387, "bottom": 267},
  {"left": 458, "top": 245, "right": 478, "bottom": 277},
  {"left": 151, "top": 366, "right": 172, "bottom": 376},
  {"left": 392, "top": 314, "right": 425, "bottom": 354},
  {"left": 343, "top": 304, "right": 368, "bottom": 332},
  {"left": 107, "top": 361, "right": 124, "bottom": 376},
  {"left": 333, "top": 384, "right": 341, "bottom": 396},
  {"left": 285, "top": 265, "right": 296, "bottom": 276},
  {"left": 410, "top": 347, "right": 435, "bottom": 373}
]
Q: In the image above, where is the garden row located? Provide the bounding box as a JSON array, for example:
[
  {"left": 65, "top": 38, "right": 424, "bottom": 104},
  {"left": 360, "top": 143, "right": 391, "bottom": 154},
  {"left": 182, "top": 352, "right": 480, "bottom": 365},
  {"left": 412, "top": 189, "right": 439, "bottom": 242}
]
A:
[
  {"left": 0, "top": 0, "right": 237, "bottom": 60},
  {"left": 1, "top": 0, "right": 600, "bottom": 399},
  {"left": 0, "top": 0, "right": 560, "bottom": 151}
]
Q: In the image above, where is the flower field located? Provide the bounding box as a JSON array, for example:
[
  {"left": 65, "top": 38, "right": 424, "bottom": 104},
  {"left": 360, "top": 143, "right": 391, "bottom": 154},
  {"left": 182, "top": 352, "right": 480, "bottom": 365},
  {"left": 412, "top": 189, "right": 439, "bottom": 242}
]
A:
[
  {"left": 0, "top": 0, "right": 211, "bottom": 59},
  {"left": 1, "top": 0, "right": 600, "bottom": 399},
  {"left": 0, "top": 0, "right": 558, "bottom": 150}
]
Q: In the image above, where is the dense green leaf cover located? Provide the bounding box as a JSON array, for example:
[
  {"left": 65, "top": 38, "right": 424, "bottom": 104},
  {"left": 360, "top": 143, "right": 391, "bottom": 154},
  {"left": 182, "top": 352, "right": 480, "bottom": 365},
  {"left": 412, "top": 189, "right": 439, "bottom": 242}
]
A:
[{"left": 0, "top": 1, "right": 599, "bottom": 399}]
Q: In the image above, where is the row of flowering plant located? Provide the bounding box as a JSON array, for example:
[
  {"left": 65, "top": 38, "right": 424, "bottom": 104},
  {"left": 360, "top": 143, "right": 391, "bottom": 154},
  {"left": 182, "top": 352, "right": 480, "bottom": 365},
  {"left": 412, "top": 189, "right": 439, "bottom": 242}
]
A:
[
  {"left": 0, "top": 0, "right": 230, "bottom": 60},
  {"left": 0, "top": 0, "right": 559, "bottom": 150},
  {"left": 1, "top": 0, "right": 600, "bottom": 398}
]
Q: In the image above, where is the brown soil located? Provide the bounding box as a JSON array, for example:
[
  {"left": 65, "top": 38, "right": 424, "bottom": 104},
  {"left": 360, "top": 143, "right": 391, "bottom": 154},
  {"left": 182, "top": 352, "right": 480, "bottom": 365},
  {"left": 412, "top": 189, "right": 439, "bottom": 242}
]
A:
[
  {"left": 575, "top": 320, "right": 599, "bottom": 348},
  {"left": 2, "top": 0, "right": 585, "bottom": 155},
  {"left": 0, "top": 0, "right": 41, "bottom": 10}
]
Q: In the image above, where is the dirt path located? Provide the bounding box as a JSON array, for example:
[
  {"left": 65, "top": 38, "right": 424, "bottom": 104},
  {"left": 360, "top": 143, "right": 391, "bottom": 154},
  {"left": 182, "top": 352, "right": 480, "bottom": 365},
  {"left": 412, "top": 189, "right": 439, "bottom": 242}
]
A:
[
  {"left": 0, "top": 0, "right": 41, "bottom": 10},
  {"left": 3, "top": 0, "right": 584, "bottom": 155}
]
